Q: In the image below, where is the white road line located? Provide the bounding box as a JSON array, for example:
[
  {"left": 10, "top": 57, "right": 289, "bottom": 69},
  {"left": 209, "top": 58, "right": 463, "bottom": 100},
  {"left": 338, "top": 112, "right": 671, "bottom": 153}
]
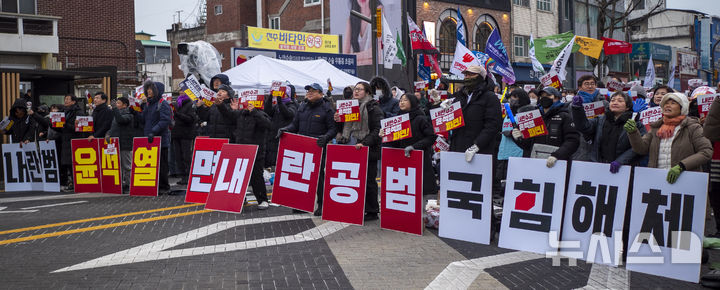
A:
[
  {"left": 0, "top": 206, "right": 38, "bottom": 214},
  {"left": 426, "top": 251, "right": 544, "bottom": 289},
  {"left": 576, "top": 263, "right": 630, "bottom": 290},
  {"left": 53, "top": 215, "right": 347, "bottom": 273},
  {"left": 21, "top": 200, "right": 88, "bottom": 210},
  {"left": 0, "top": 193, "right": 107, "bottom": 204}
]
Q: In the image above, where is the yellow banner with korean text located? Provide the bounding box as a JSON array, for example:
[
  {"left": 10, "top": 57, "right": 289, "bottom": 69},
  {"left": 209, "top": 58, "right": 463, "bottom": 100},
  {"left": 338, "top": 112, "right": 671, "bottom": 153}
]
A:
[
  {"left": 574, "top": 36, "right": 604, "bottom": 59},
  {"left": 247, "top": 26, "right": 339, "bottom": 54}
]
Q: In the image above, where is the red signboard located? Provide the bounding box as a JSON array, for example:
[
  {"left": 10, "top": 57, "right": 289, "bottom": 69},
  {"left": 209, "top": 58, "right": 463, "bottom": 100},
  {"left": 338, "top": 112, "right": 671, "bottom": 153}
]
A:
[
  {"left": 381, "top": 113, "right": 412, "bottom": 143},
  {"left": 640, "top": 106, "right": 663, "bottom": 131},
  {"left": 100, "top": 137, "right": 122, "bottom": 194},
  {"left": 432, "top": 136, "right": 450, "bottom": 152},
  {"left": 185, "top": 138, "right": 230, "bottom": 203},
  {"left": 540, "top": 72, "right": 562, "bottom": 89},
  {"left": 606, "top": 80, "right": 625, "bottom": 92},
  {"left": 204, "top": 144, "right": 258, "bottom": 213},
  {"left": 429, "top": 102, "right": 465, "bottom": 133},
  {"left": 698, "top": 94, "right": 717, "bottom": 119},
  {"left": 75, "top": 116, "right": 94, "bottom": 132},
  {"left": 583, "top": 101, "right": 606, "bottom": 119},
  {"left": 71, "top": 138, "right": 102, "bottom": 193},
  {"left": 50, "top": 112, "right": 65, "bottom": 128},
  {"left": 414, "top": 81, "right": 428, "bottom": 92},
  {"left": 130, "top": 137, "right": 161, "bottom": 196},
  {"left": 241, "top": 92, "right": 265, "bottom": 110},
  {"left": 336, "top": 99, "right": 360, "bottom": 122},
  {"left": 322, "top": 144, "right": 369, "bottom": 225},
  {"left": 271, "top": 133, "right": 323, "bottom": 212},
  {"left": 380, "top": 147, "right": 424, "bottom": 235},
  {"left": 515, "top": 109, "right": 548, "bottom": 138}
]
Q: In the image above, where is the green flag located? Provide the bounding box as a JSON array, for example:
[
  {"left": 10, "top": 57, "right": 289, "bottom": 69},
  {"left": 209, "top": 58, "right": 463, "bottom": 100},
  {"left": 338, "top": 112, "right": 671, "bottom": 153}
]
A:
[
  {"left": 532, "top": 32, "right": 579, "bottom": 63},
  {"left": 396, "top": 30, "right": 406, "bottom": 67}
]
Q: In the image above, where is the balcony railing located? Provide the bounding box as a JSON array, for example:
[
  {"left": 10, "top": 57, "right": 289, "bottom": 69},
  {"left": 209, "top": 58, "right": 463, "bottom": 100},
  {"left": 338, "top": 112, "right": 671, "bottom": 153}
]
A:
[{"left": 0, "top": 12, "right": 60, "bottom": 36}]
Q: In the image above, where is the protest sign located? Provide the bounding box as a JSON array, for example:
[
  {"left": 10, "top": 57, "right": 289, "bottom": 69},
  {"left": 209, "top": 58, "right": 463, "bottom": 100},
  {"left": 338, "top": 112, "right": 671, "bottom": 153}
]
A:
[
  {"left": 100, "top": 137, "right": 122, "bottom": 194},
  {"left": 583, "top": 101, "right": 606, "bottom": 119},
  {"left": 205, "top": 144, "right": 258, "bottom": 213},
  {"left": 200, "top": 84, "right": 216, "bottom": 107},
  {"left": 432, "top": 136, "right": 450, "bottom": 152},
  {"left": 240, "top": 91, "right": 265, "bottom": 110},
  {"left": 640, "top": 106, "right": 663, "bottom": 131},
  {"left": 50, "top": 112, "right": 65, "bottom": 128},
  {"left": 414, "top": 81, "right": 428, "bottom": 92},
  {"left": 336, "top": 99, "right": 360, "bottom": 122},
  {"left": 540, "top": 71, "right": 562, "bottom": 89},
  {"left": 523, "top": 85, "right": 536, "bottom": 92},
  {"left": 75, "top": 116, "right": 93, "bottom": 132},
  {"left": 186, "top": 138, "right": 230, "bottom": 203},
  {"left": 72, "top": 139, "right": 102, "bottom": 193},
  {"left": 2, "top": 143, "right": 30, "bottom": 191},
  {"left": 20, "top": 142, "right": 44, "bottom": 191},
  {"left": 560, "top": 161, "right": 631, "bottom": 266},
  {"left": 380, "top": 147, "right": 424, "bottom": 235},
  {"left": 439, "top": 152, "right": 493, "bottom": 244},
  {"left": 627, "top": 167, "right": 708, "bottom": 283},
  {"left": 0, "top": 117, "right": 13, "bottom": 131},
  {"left": 130, "top": 137, "right": 161, "bottom": 196},
  {"left": 180, "top": 74, "right": 202, "bottom": 101},
  {"left": 322, "top": 144, "right": 368, "bottom": 225},
  {"left": 270, "top": 80, "right": 286, "bottom": 105},
  {"left": 39, "top": 140, "right": 60, "bottom": 192},
  {"left": 129, "top": 96, "right": 143, "bottom": 112},
  {"left": 607, "top": 80, "right": 625, "bottom": 92},
  {"left": 271, "top": 133, "right": 323, "bottom": 213},
  {"left": 381, "top": 113, "right": 412, "bottom": 143},
  {"left": 515, "top": 109, "right": 548, "bottom": 138},
  {"left": 429, "top": 102, "right": 464, "bottom": 133},
  {"left": 439, "top": 90, "right": 449, "bottom": 100},
  {"left": 499, "top": 157, "right": 567, "bottom": 254},
  {"left": 698, "top": 94, "right": 717, "bottom": 119}
]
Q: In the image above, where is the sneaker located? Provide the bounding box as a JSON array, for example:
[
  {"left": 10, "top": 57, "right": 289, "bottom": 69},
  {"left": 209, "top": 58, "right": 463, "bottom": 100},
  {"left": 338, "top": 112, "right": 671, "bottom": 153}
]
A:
[
  {"left": 313, "top": 207, "right": 322, "bottom": 216},
  {"left": 363, "top": 213, "right": 378, "bottom": 221},
  {"left": 258, "top": 201, "right": 269, "bottom": 210}
]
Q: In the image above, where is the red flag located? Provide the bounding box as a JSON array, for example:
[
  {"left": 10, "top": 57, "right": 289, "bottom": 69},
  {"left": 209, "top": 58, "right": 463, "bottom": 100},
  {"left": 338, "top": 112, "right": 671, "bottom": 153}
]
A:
[
  {"left": 601, "top": 37, "right": 632, "bottom": 55},
  {"left": 428, "top": 54, "right": 443, "bottom": 78},
  {"left": 407, "top": 14, "right": 439, "bottom": 54}
]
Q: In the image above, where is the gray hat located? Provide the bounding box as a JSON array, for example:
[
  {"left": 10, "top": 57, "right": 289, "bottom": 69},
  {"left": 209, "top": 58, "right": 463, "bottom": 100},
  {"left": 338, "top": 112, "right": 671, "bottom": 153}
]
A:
[{"left": 304, "top": 83, "right": 324, "bottom": 93}]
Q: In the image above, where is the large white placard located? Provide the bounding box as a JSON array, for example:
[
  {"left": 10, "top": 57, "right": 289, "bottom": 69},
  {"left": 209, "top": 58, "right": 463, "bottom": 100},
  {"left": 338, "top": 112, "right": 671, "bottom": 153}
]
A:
[
  {"left": 438, "top": 152, "right": 493, "bottom": 244},
  {"left": 561, "top": 161, "right": 631, "bottom": 266},
  {"left": 39, "top": 141, "right": 61, "bottom": 192},
  {"left": 627, "top": 167, "right": 708, "bottom": 283},
  {"left": 2, "top": 143, "right": 31, "bottom": 192},
  {"left": 499, "top": 157, "right": 567, "bottom": 254},
  {"left": 21, "top": 142, "right": 45, "bottom": 191}
]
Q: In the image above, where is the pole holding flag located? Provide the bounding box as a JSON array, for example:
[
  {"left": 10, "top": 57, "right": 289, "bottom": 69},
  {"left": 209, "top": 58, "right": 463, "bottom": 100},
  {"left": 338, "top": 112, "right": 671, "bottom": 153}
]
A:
[
  {"left": 667, "top": 57, "right": 676, "bottom": 89},
  {"left": 456, "top": 7, "right": 466, "bottom": 47},
  {"left": 529, "top": 34, "right": 545, "bottom": 77},
  {"left": 396, "top": 30, "right": 406, "bottom": 67},
  {"left": 644, "top": 55, "right": 656, "bottom": 89}
]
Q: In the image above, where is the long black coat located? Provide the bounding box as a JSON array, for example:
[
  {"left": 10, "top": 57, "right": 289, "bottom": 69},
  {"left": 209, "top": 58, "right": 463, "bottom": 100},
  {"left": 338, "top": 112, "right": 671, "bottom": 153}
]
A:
[
  {"left": 60, "top": 103, "right": 86, "bottom": 165},
  {"left": 107, "top": 107, "right": 136, "bottom": 151},
  {"left": 171, "top": 98, "right": 198, "bottom": 139},
  {"left": 264, "top": 96, "right": 298, "bottom": 166},
  {"left": 448, "top": 82, "right": 502, "bottom": 154},
  {"left": 91, "top": 103, "right": 114, "bottom": 138},
  {"left": 517, "top": 104, "right": 580, "bottom": 160},
  {"left": 218, "top": 105, "right": 272, "bottom": 158},
  {"left": 5, "top": 100, "right": 36, "bottom": 143},
  {"left": 386, "top": 109, "right": 438, "bottom": 195},
  {"left": 197, "top": 99, "right": 235, "bottom": 141},
  {"left": 283, "top": 99, "right": 336, "bottom": 140}
]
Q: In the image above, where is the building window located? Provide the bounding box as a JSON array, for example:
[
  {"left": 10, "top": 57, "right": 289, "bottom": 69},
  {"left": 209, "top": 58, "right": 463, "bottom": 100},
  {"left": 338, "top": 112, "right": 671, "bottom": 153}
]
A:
[
  {"left": 304, "top": 0, "right": 320, "bottom": 7},
  {"left": 632, "top": 0, "right": 645, "bottom": 9},
  {"left": 513, "top": 0, "right": 529, "bottom": 6},
  {"left": 473, "top": 22, "right": 493, "bottom": 52},
  {"left": 537, "top": 0, "right": 552, "bottom": 12},
  {"left": 270, "top": 17, "right": 280, "bottom": 30},
  {"left": 2, "top": 0, "right": 35, "bottom": 14},
  {"left": 514, "top": 35, "right": 528, "bottom": 57},
  {"left": 214, "top": 5, "right": 222, "bottom": 15},
  {"left": 437, "top": 18, "right": 457, "bottom": 71},
  {"left": 564, "top": 0, "right": 571, "bottom": 20}
]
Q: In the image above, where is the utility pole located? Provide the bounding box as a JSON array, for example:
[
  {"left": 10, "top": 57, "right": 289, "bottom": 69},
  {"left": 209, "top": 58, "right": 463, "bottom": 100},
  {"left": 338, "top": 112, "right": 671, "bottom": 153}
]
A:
[{"left": 175, "top": 10, "right": 183, "bottom": 24}]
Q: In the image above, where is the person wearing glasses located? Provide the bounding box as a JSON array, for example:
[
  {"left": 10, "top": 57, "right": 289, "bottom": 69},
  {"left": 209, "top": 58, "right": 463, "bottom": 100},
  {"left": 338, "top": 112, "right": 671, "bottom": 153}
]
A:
[{"left": 573, "top": 75, "right": 604, "bottom": 162}]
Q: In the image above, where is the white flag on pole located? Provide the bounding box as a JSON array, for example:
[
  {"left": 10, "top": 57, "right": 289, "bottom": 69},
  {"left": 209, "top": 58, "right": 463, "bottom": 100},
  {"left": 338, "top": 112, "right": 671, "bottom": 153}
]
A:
[
  {"left": 667, "top": 56, "right": 675, "bottom": 88},
  {"left": 529, "top": 34, "right": 546, "bottom": 76},
  {"left": 381, "top": 12, "right": 397, "bottom": 69},
  {"left": 449, "top": 41, "right": 481, "bottom": 76},
  {"left": 549, "top": 36, "right": 575, "bottom": 82},
  {"left": 644, "top": 55, "right": 656, "bottom": 89}
]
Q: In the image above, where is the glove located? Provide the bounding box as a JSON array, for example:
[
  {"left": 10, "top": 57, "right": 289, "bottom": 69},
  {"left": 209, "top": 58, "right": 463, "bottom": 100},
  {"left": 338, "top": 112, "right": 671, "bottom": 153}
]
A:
[
  {"left": 609, "top": 161, "right": 621, "bottom": 174},
  {"left": 546, "top": 156, "right": 557, "bottom": 168},
  {"left": 632, "top": 98, "right": 648, "bottom": 112},
  {"left": 276, "top": 128, "right": 287, "bottom": 139},
  {"left": 464, "top": 144, "right": 479, "bottom": 162},
  {"left": 571, "top": 95, "right": 583, "bottom": 107},
  {"left": 404, "top": 146, "right": 414, "bottom": 158},
  {"left": 667, "top": 165, "right": 683, "bottom": 184},
  {"left": 440, "top": 99, "right": 452, "bottom": 109},
  {"left": 624, "top": 119, "right": 637, "bottom": 133},
  {"left": 316, "top": 136, "right": 328, "bottom": 147},
  {"left": 147, "top": 134, "right": 154, "bottom": 143},
  {"left": 511, "top": 128, "right": 522, "bottom": 140}
]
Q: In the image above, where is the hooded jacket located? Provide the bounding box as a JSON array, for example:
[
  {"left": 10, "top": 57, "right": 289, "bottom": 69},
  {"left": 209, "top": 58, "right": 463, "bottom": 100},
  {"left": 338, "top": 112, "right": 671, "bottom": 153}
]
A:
[
  {"left": 140, "top": 81, "right": 172, "bottom": 148},
  {"left": 448, "top": 76, "right": 502, "bottom": 155},
  {"left": 107, "top": 107, "right": 136, "bottom": 151},
  {"left": 171, "top": 97, "right": 198, "bottom": 139},
  {"left": 628, "top": 117, "right": 712, "bottom": 171},
  {"left": 4, "top": 99, "right": 36, "bottom": 143},
  {"left": 210, "top": 74, "right": 231, "bottom": 92},
  {"left": 370, "top": 76, "right": 399, "bottom": 118}
]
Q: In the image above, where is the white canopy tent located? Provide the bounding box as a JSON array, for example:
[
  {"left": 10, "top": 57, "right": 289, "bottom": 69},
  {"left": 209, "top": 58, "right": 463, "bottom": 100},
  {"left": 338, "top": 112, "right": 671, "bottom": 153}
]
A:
[{"left": 222, "top": 55, "right": 366, "bottom": 95}]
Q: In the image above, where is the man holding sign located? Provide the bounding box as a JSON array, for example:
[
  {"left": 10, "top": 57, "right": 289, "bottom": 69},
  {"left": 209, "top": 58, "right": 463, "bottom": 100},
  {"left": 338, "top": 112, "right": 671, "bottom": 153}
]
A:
[{"left": 139, "top": 81, "right": 173, "bottom": 195}]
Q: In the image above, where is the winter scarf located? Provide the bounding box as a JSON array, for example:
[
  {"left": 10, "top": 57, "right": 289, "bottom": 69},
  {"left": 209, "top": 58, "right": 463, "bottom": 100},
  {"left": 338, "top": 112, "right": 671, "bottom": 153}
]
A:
[
  {"left": 657, "top": 115, "right": 686, "bottom": 139},
  {"left": 578, "top": 89, "right": 599, "bottom": 103},
  {"left": 342, "top": 95, "right": 372, "bottom": 141}
]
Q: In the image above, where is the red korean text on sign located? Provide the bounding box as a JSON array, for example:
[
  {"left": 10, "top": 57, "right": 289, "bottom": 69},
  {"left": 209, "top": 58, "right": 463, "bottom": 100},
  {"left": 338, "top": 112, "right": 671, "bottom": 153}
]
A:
[
  {"left": 71, "top": 139, "right": 101, "bottom": 193},
  {"left": 322, "top": 144, "right": 369, "bottom": 225},
  {"left": 429, "top": 102, "right": 465, "bottom": 133},
  {"left": 130, "top": 137, "right": 161, "bottom": 196},
  {"left": 583, "top": 101, "right": 606, "bottom": 119},
  {"left": 271, "top": 133, "right": 323, "bottom": 213},
  {"left": 380, "top": 148, "right": 424, "bottom": 235},
  {"left": 515, "top": 109, "right": 548, "bottom": 138},
  {"left": 50, "top": 112, "right": 65, "bottom": 128},
  {"left": 640, "top": 106, "right": 663, "bottom": 131},
  {"left": 241, "top": 93, "right": 265, "bottom": 110},
  {"left": 75, "top": 116, "right": 94, "bottom": 132},
  {"left": 100, "top": 137, "right": 122, "bottom": 194},
  {"left": 185, "top": 138, "right": 229, "bottom": 203},
  {"left": 336, "top": 99, "right": 360, "bottom": 122},
  {"left": 698, "top": 94, "right": 717, "bottom": 119},
  {"left": 381, "top": 113, "right": 412, "bottom": 143},
  {"left": 205, "top": 144, "right": 258, "bottom": 213}
]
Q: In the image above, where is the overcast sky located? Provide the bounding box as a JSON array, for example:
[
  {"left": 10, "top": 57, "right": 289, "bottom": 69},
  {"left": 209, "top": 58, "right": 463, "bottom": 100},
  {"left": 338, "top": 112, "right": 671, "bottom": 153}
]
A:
[{"left": 134, "top": 0, "right": 720, "bottom": 42}]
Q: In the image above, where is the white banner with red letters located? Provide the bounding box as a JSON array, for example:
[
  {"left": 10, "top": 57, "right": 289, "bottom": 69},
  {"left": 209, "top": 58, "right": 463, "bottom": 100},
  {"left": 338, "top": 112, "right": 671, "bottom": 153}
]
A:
[
  {"left": 336, "top": 100, "right": 360, "bottom": 122},
  {"left": 698, "top": 94, "right": 717, "bottom": 119},
  {"left": 380, "top": 147, "right": 424, "bottom": 235},
  {"left": 271, "top": 133, "right": 323, "bottom": 213},
  {"left": 429, "top": 102, "right": 464, "bottom": 134},
  {"left": 75, "top": 116, "right": 93, "bottom": 132},
  {"left": 640, "top": 106, "right": 663, "bottom": 131},
  {"left": 322, "top": 144, "right": 368, "bottom": 225},
  {"left": 50, "top": 112, "right": 65, "bottom": 128},
  {"left": 205, "top": 144, "right": 258, "bottom": 213},
  {"left": 583, "top": 101, "right": 605, "bottom": 119},
  {"left": 515, "top": 109, "right": 548, "bottom": 138},
  {"left": 439, "top": 152, "right": 493, "bottom": 244},
  {"left": 381, "top": 113, "right": 412, "bottom": 143}
]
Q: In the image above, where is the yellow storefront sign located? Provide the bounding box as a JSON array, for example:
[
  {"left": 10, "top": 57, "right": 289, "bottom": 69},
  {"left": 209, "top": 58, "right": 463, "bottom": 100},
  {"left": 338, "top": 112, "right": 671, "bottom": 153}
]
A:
[{"left": 247, "top": 26, "right": 339, "bottom": 54}]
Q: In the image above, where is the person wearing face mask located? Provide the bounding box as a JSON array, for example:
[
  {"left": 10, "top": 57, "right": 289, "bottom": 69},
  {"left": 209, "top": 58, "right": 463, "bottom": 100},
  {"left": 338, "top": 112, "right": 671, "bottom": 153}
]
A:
[
  {"left": 571, "top": 91, "right": 645, "bottom": 173},
  {"left": 447, "top": 65, "right": 502, "bottom": 163},
  {"left": 370, "top": 76, "right": 399, "bottom": 118},
  {"left": 650, "top": 85, "right": 674, "bottom": 107},
  {"left": 514, "top": 87, "right": 579, "bottom": 167},
  {"left": 335, "top": 81, "right": 384, "bottom": 221},
  {"left": 528, "top": 89, "right": 539, "bottom": 106},
  {"left": 624, "top": 93, "right": 712, "bottom": 183},
  {"left": 217, "top": 85, "right": 273, "bottom": 210},
  {"left": 497, "top": 89, "right": 531, "bottom": 198},
  {"left": 382, "top": 93, "right": 438, "bottom": 196}
]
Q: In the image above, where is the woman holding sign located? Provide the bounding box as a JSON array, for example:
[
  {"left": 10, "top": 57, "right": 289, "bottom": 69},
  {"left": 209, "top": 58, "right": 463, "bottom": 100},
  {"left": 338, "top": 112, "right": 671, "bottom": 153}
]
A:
[
  {"left": 382, "top": 93, "right": 437, "bottom": 196},
  {"left": 571, "top": 92, "right": 644, "bottom": 173},
  {"left": 625, "top": 92, "right": 713, "bottom": 184}
]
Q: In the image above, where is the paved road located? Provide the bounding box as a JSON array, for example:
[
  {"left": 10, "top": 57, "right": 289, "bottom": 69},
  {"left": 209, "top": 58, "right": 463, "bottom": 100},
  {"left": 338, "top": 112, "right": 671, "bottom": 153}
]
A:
[{"left": 0, "top": 191, "right": 713, "bottom": 289}]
